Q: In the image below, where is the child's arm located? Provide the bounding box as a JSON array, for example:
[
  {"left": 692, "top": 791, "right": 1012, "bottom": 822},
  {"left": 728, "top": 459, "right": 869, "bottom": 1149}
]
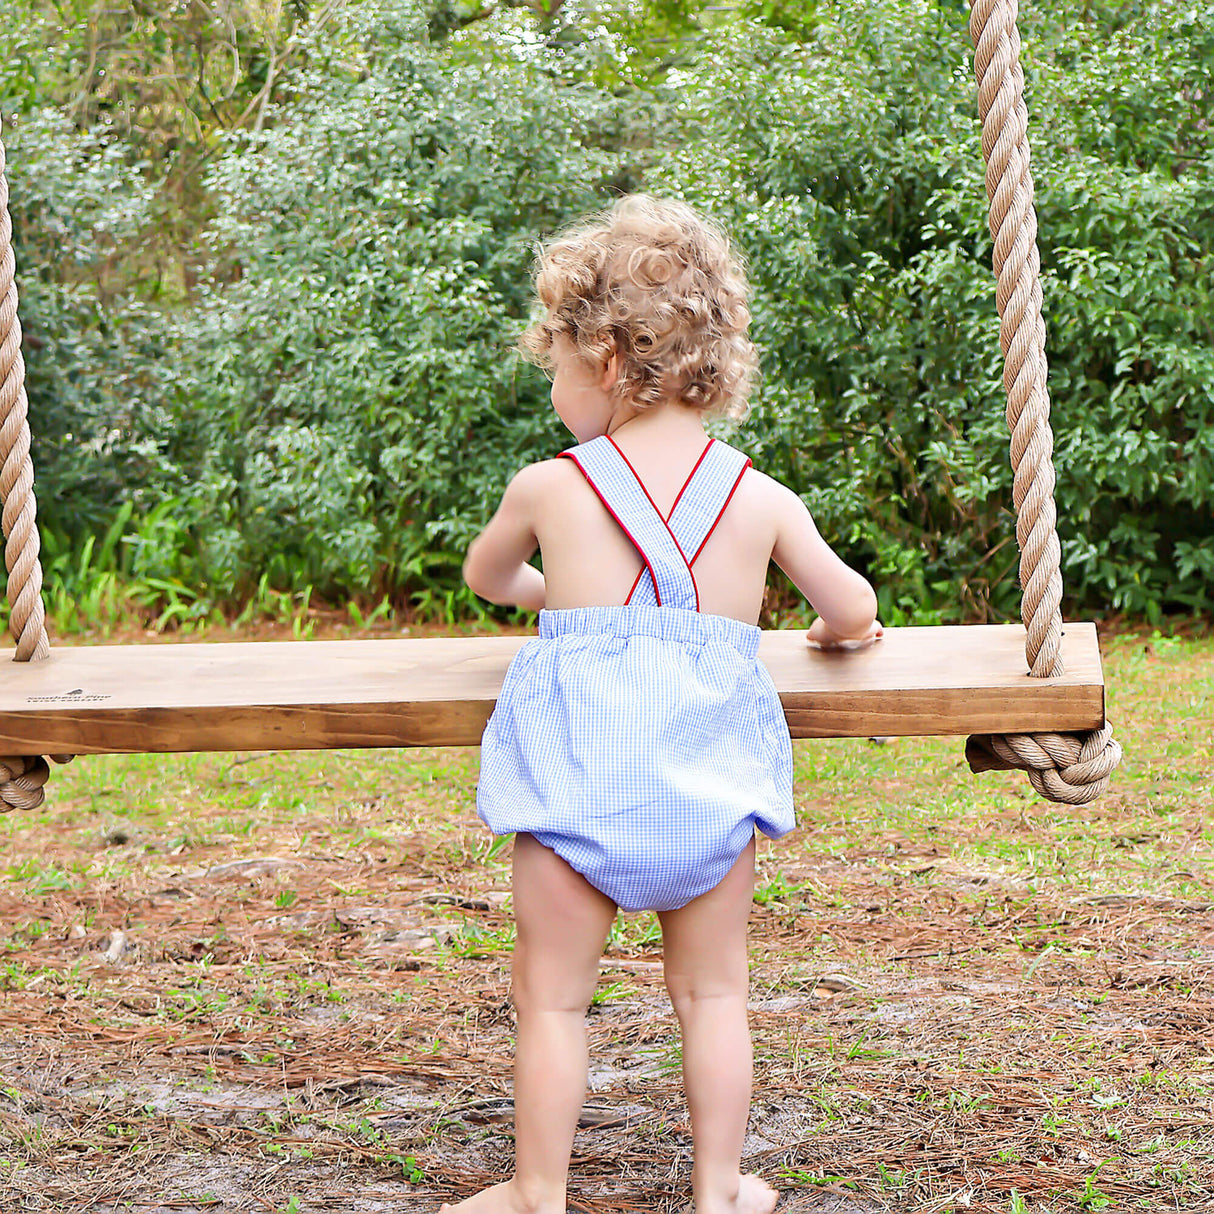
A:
[
  {"left": 463, "top": 464, "right": 547, "bottom": 612},
  {"left": 767, "top": 479, "right": 881, "bottom": 646}
]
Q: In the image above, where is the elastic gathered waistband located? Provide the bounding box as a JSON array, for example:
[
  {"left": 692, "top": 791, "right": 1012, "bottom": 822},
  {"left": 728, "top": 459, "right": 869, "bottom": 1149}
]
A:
[{"left": 538, "top": 604, "right": 761, "bottom": 658}]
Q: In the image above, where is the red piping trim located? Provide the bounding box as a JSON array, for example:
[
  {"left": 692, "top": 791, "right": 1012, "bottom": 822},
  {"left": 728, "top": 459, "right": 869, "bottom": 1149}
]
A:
[
  {"left": 624, "top": 437, "right": 715, "bottom": 605},
  {"left": 560, "top": 450, "right": 664, "bottom": 607},
  {"left": 607, "top": 435, "right": 701, "bottom": 611},
  {"left": 625, "top": 567, "right": 646, "bottom": 604},
  {"left": 668, "top": 437, "right": 715, "bottom": 522},
  {"left": 690, "top": 459, "right": 751, "bottom": 567}
]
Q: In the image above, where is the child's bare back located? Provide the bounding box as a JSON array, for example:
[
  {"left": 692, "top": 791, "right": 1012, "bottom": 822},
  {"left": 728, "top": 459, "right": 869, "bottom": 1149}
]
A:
[{"left": 489, "top": 403, "right": 876, "bottom": 631}]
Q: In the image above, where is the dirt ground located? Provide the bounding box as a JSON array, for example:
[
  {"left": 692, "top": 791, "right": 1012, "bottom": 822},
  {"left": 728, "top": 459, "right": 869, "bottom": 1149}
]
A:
[{"left": 1, "top": 633, "right": 1213, "bottom": 1214}]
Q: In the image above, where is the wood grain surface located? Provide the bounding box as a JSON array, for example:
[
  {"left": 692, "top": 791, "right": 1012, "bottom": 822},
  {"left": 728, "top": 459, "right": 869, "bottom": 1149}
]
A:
[{"left": 0, "top": 623, "right": 1105, "bottom": 754}]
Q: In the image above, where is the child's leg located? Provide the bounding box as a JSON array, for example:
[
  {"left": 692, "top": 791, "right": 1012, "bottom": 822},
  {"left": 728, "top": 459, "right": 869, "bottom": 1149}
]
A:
[
  {"left": 442, "top": 832, "right": 617, "bottom": 1214},
  {"left": 511, "top": 833, "right": 617, "bottom": 1200},
  {"left": 656, "top": 837, "right": 777, "bottom": 1214}
]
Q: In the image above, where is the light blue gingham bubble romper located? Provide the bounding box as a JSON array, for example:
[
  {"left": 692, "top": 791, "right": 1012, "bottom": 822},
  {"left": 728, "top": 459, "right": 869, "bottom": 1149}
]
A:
[{"left": 477, "top": 434, "right": 795, "bottom": 913}]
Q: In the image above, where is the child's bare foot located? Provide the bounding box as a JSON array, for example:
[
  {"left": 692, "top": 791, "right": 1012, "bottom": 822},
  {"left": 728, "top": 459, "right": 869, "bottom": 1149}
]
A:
[
  {"left": 440, "top": 1178, "right": 564, "bottom": 1214},
  {"left": 695, "top": 1173, "right": 779, "bottom": 1214}
]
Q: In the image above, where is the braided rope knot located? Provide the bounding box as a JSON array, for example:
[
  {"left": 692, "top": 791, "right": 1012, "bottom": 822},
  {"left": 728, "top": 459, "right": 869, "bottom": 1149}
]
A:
[
  {"left": 0, "top": 753, "right": 50, "bottom": 811},
  {"left": 965, "top": 723, "right": 1122, "bottom": 805}
]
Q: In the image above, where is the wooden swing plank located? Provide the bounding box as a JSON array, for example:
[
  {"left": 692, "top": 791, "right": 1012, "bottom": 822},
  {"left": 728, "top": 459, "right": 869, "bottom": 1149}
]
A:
[{"left": 0, "top": 623, "right": 1105, "bottom": 756}]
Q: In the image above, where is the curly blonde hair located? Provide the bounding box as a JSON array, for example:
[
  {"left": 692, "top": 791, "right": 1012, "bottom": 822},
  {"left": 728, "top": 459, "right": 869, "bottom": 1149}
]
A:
[{"left": 519, "top": 195, "right": 756, "bottom": 420}]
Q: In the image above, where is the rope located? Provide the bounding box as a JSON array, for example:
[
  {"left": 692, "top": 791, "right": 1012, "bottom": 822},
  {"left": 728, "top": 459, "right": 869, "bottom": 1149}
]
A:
[
  {"left": 0, "top": 117, "right": 61, "bottom": 812},
  {"left": 966, "top": 0, "right": 1121, "bottom": 804}
]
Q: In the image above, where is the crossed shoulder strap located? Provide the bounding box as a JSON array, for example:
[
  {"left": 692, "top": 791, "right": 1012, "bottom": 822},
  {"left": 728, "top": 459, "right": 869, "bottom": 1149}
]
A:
[
  {"left": 560, "top": 435, "right": 751, "bottom": 611},
  {"left": 627, "top": 438, "right": 751, "bottom": 608}
]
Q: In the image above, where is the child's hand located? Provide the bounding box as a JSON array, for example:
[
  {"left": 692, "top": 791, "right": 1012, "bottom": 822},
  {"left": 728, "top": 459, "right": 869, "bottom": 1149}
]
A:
[{"left": 806, "top": 616, "right": 884, "bottom": 651}]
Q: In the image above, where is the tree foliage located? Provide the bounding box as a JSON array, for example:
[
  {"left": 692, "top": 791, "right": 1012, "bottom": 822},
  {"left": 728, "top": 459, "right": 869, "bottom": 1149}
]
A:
[
  {"left": 2, "top": 0, "right": 1210, "bottom": 623},
  {"left": 656, "top": 0, "right": 1214, "bottom": 620}
]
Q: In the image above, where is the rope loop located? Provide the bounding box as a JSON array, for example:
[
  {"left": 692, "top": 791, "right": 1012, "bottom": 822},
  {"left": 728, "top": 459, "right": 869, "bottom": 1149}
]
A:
[
  {"left": 1, "top": 116, "right": 64, "bottom": 813},
  {"left": 966, "top": 1, "right": 1121, "bottom": 803},
  {"left": 965, "top": 724, "right": 1123, "bottom": 806},
  {"left": 0, "top": 754, "right": 50, "bottom": 811}
]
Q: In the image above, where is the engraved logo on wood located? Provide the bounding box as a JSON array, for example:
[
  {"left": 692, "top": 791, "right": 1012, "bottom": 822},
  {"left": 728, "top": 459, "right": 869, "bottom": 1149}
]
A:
[{"left": 26, "top": 687, "right": 112, "bottom": 703}]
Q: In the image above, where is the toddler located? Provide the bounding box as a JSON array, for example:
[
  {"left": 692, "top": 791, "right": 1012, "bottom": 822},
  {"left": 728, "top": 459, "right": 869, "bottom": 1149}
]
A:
[{"left": 455, "top": 195, "right": 880, "bottom": 1214}]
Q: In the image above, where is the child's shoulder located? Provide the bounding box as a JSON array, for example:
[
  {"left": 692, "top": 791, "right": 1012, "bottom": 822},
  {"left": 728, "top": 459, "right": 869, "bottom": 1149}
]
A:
[
  {"left": 733, "top": 459, "right": 804, "bottom": 511},
  {"left": 498, "top": 456, "right": 587, "bottom": 511},
  {"left": 723, "top": 460, "right": 820, "bottom": 548},
  {"left": 507, "top": 456, "right": 582, "bottom": 491}
]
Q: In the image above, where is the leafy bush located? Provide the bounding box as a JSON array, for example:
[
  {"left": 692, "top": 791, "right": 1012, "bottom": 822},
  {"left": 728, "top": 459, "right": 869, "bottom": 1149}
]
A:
[
  {"left": 658, "top": 0, "right": 1214, "bottom": 621},
  {"left": 164, "top": 1, "right": 632, "bottom": 606},
  {"left": 3, "top": 0, "right": 1210, "bottom": 625},
  {"left": 2, "top": 107, "right": 172, "bottom": 545}
]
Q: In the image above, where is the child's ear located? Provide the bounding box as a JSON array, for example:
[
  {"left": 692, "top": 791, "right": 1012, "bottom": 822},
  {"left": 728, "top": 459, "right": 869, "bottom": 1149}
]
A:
[{"left": 600, "top": 348, "right": 621, "bottom": 391}]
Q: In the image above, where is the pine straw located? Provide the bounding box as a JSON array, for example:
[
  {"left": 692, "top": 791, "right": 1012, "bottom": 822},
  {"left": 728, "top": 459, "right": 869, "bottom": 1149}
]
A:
[
  {"left": 5, "top": 625, "right": 1214, "bottom": 1213},
  {"left": 1, "top": 808, "right": 1211, "bottom": 1214}
]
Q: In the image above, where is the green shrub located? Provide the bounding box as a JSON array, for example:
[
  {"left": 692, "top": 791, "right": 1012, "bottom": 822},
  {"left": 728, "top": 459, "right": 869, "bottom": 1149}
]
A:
[
  {"left": 3, "top": 0, "right": 1210, "bottom": 624},
  {"left": 658, "top": 0, "right": 1214, "bottom": 621},
  {"left": 2, "top": 107, "right": 173, "bottom": 548},
  {"left": 165, "top": 1, "right": 631, "bottom": 607}
]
